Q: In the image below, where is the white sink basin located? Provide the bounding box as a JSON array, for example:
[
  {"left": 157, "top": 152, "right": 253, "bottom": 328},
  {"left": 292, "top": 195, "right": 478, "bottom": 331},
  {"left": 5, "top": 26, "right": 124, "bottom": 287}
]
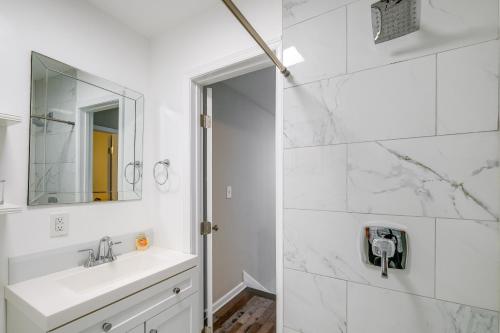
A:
[
  {"left": 58, "top": 252, "right": 168, "bottom": 293},
  {"left": 5, "top": 247, "right": 198, "bottom": 331},
  {"left": 58, "top": 252, "right": 166, "bottom": 293}
]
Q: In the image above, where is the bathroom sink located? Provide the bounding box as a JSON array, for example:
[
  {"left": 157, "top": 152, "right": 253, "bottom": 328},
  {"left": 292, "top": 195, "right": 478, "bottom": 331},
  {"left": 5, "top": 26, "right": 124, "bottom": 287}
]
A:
[
  {"left": 58, "top": 251, "right": 168, "bottom": 293},
  {"left": 5, "top": 247, "right": 197, "bottom": 331}
]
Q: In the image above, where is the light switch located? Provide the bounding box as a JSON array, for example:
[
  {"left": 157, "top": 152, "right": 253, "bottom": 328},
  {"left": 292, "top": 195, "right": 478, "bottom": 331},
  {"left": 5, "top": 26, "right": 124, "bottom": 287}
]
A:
[{"left": 226, "top": 186, "right": 232, "bottom": 199}]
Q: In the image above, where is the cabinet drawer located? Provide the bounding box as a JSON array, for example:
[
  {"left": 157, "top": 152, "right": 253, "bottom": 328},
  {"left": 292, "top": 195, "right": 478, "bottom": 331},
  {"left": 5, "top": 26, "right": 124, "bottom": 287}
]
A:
[{"left": 52, "top": 267, "right": 198, "bottom": 333}]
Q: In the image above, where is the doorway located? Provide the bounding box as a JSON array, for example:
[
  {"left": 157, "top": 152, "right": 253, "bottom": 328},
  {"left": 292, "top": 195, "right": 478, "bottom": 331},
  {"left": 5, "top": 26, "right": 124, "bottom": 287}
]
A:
[
  {"left": 205, "top": 67, "right": 276, "bottom": 332},
  {"left": 192, "top": 48, "right": 283, "bottom": 332},
  {"left": 92, "top": 107, "right": 119, "bottom": 201}
]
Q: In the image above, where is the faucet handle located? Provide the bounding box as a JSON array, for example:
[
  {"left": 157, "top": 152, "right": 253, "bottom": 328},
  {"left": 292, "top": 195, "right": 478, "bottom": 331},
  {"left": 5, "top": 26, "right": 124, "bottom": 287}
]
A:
[
  {"left": 372, "top": 238, "right": 396, "bottom": 278},
  {"left": 78, "top": 249, "right": 96, "bottom": 268},
  {"left": 107, "top": 241, "right": 122, "bottom": 261}
]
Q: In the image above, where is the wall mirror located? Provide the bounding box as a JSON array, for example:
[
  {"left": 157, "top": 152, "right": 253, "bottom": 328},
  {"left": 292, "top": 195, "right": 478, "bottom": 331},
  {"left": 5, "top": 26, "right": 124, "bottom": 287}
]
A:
[{"left": 28, "top": 52, "right": 144, "bottom": 206}]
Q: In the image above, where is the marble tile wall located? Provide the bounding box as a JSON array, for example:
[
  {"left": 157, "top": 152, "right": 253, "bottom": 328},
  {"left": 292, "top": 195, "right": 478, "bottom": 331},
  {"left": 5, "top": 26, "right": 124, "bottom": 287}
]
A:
[
  {"left": 282, "top": 0, "right": 500, "bottom": 331},
  {"left": 30, "top": 75, "right": 77, "bottom": 202}
]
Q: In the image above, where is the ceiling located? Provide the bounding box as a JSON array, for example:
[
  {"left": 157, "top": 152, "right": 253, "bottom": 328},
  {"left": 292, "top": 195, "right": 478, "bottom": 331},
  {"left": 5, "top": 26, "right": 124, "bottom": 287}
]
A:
[{"left": 87, "top": 0, "right": 219, "bottom": 37}]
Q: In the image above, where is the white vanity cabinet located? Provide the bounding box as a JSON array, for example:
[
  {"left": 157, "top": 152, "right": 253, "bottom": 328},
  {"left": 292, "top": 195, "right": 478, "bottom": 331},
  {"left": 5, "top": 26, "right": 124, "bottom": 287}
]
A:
[
  {"left": 145, "top": 296, "right": 197, "bottom": 333},
  {"left": 80, "top": 293, "right": 198, "bottom": 333},
  {"left": 7, "top": 266, "right": 199, "bottom": 333},
  {"left": 127, "top": 324, "right": 145, "bottom": 333}
]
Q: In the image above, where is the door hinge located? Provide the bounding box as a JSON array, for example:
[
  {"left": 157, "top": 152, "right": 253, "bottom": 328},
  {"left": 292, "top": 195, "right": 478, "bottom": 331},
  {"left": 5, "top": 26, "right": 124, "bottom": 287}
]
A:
[
  {"left": 200, "top": 221, "right": 212, "bottom": 236},
  {"left": 200, "top": 114, "right": 212, "bottom": 129}
]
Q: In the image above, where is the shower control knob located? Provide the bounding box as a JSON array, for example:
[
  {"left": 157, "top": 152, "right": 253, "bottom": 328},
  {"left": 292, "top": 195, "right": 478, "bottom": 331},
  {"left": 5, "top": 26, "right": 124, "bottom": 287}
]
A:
[
  {"left": 173, "top": 287, "right": 181, "bottom": 294},
  {"left": 102, "top": 322, "right": 112, "bottom": 332}
]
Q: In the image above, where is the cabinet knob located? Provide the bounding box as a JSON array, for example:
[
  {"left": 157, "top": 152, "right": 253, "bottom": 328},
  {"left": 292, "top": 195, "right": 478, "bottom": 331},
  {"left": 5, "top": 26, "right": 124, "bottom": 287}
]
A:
[
  {"left": 102, "top": 322, "right": 112, "bottom": 332},
  {"left": 173, "top": 287, "right": 181, "bottom": 294}
]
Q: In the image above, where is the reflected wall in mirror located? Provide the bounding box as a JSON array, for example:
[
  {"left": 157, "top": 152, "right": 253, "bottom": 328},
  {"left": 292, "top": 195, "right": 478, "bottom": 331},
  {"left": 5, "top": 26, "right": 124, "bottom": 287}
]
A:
[{"left": 29, "top": 52, "right": 144, "bottom": 206}]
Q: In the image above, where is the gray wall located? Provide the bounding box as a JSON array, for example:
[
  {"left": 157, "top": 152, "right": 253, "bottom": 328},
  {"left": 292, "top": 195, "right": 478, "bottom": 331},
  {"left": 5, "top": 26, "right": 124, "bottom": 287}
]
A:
[
  {"left": 211, "top": 67, "right": 276, "bottom": 302},
  {"left": 282, "top": 0, "right": 500, "bottom": 332}
]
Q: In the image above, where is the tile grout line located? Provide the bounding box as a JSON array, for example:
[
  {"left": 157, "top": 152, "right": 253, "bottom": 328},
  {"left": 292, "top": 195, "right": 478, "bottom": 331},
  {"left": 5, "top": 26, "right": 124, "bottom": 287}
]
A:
[
  {"left": 434, "top": 218, "right": 437, "bottom": 299},
  {"left": 345, "top": 144, "right": 349, "bottom": 212},
  {"left": 345, "top": 4, "right": 349, "bottom": 75},
  {"left": 283, "top": 267, "right": 500, "bottom": 313},
  {"left": 284, "top": 37, "right": 499, "bottom": 90},
  {"left": 345, "top": 280, "right": 349, "bottom": 333},
  {"left": 283, "top": 207, "right": 499, "bottom": 224},
  {"left": 283, "top": 128, "right": 500, "bottom": 151},
  {"left": 435, "top": 54, "right": 438, "bottom": 135}
]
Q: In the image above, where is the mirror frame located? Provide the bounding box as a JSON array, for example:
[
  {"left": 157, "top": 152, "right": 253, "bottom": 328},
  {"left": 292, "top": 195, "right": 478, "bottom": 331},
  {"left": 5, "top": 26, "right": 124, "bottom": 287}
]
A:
[{"left": 28, "top": 52, "right": 145, "bottom": 206}]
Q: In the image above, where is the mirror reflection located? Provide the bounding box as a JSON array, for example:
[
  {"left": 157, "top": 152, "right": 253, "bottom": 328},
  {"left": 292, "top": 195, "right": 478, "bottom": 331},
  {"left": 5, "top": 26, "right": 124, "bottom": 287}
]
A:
[{"left": 28, "top": 52, "right": 144, "bottom": 206}]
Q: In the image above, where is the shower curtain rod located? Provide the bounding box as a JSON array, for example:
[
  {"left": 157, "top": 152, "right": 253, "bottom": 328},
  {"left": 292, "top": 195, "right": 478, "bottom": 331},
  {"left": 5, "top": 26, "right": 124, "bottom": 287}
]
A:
[{"left": 221, "top": 0, "right": 290, "bottom": 77}]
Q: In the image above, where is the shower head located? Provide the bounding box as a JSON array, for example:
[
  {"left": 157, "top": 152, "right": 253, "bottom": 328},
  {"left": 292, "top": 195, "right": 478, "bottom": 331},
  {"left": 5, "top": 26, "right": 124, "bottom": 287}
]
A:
[{"left": 371, "top": 0, "right": 420, "bottom": 44}]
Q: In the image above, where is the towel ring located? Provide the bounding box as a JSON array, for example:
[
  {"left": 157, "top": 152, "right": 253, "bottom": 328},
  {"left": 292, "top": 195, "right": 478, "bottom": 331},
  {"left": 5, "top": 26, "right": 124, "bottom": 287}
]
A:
[
  {"left": 153, "top": 159, "right": 170, "bottom": 185},
  {"left": 125, "top": 161, "right": 143, "bottom": 185}
]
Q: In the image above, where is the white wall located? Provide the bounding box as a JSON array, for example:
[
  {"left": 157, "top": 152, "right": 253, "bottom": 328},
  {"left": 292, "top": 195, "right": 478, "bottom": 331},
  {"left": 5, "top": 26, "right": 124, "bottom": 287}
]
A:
[
  {"left": 211, "top": 67, "right": 276, "bottom": 301},
  {"left": 0, "top": 1, "right": 153, "bottom": 332},
  {"left": 0, "top": 0, "right": 281, "bottom": 331},
  {"left": 282, "top": 0, "right": 500, "bottom": 332},
  {"left": 149, "top": 0, "right": 282, "bottom": 253}
]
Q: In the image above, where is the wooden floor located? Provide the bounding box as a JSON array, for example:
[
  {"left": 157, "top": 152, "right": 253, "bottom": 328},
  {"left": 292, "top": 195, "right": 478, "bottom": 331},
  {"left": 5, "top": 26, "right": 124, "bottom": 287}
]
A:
[{"left": 214, "top": 288, "right": 276, "bottom": 333}]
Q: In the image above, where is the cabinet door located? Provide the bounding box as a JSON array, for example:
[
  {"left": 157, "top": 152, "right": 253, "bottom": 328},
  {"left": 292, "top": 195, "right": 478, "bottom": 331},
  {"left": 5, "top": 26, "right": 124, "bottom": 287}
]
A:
[
  {"left": 145, "top": 295, "right": 197, "bottom": 333},
  {"left": 127, "top": 323, "right": 145, "bottom": 333}
]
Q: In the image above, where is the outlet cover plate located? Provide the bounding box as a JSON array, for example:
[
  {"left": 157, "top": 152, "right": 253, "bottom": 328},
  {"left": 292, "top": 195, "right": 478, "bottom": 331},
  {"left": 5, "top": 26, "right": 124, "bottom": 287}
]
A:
[{"left": 50, "top": 213, "right": 69, "bottom": 237}]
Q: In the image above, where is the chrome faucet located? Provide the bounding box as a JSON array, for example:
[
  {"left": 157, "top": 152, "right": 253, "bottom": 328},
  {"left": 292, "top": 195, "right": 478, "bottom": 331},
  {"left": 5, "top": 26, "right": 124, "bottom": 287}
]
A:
[
  {"left": 363, "top": 226, "right": 408, "bottom": 278},
  {"left": 372, "top": 238, "right": 396, "bottom": 278},
  {"left": 79, "top": 236, "right": 122, "bottom": 268}
]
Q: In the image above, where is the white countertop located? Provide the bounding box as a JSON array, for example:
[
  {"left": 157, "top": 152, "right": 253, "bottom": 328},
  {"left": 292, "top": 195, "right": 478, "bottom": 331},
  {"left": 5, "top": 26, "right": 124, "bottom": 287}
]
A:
[{"left": 5, "top": 247, "right": 198, "bottom": 331}]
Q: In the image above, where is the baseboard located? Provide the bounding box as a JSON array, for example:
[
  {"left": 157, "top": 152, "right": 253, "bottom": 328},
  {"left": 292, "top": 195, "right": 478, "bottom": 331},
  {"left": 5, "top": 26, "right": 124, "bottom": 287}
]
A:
[
  {"left": 243, "top": 270, "right": 270, "bottom": 293},
  {"left": 213, "top": 282, "right": 246, "bottom": 313},
  {"left": 213, "top": 271, "right": 273, "bottom": 313}
]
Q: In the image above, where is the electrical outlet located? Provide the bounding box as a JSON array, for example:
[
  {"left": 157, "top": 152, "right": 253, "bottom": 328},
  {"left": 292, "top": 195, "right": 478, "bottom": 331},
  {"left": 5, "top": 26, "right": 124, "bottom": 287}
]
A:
[{"left": 50, "top": 213, "right": 69, "bottom": 237}]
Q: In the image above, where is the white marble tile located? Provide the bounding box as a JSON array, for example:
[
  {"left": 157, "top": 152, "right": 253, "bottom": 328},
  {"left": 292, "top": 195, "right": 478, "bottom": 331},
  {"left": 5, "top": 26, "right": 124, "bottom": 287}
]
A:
[
  {"left": 347, "top": 0, "right": 499, "bottom": 72},
  {"left": 284, "top": 269, "right": 347, "bottom": 333},
  {"left": 348, "top": 283, "right": 499, "bottom": 333},
  {"left": 437, "top": 40, "right": 499, "bottom": 135},
  {"left": 348, "top": 132, "right": 500, "bottom": 221},
  {"left": 284, "top": 145, "right": 347, "bottom": 211},
  {"left": 436, "top": 218, "right": 499, "bottom": 311},
  {"left": 283, "top": 8, "right": 346, "bottom": 87},
  {"left": 284, "top": 209, "right": 435, "bottom": 297},
  {"left": 58, "top": 162, "right": 76, "bottom": 194},
  {"left": 284, "top": 56, "right": 436, "bottom": 148},
  {"left": 283, "top": 0, "right": 356, "bottom": 27},
  {"left": 45, "top": 132, "right": 76, "bottom": 164},
  {"left": 42, "top": 162, "right": 76, "bottom": 194},
  {"left": 33, "top": 132, "right": 46, "bottom": 164}
]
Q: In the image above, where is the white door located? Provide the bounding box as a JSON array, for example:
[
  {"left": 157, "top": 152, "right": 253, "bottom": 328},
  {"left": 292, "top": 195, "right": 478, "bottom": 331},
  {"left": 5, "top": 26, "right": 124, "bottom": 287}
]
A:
[
  {"left": 145, "top": 295, "right": 197, "bottom": 333},
  {"left": 202, "top": 87, "right": 214, "bottom": 330}
]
